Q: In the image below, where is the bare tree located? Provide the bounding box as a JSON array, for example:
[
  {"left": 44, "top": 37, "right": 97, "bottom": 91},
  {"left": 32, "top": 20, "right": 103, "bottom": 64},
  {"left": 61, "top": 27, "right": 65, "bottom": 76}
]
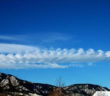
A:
[
  {"left": 49, "top": 77, "right": 73, "bottom": 96},
  {"left": 55, "top": 77, "right": 65, "bottom": 88}
]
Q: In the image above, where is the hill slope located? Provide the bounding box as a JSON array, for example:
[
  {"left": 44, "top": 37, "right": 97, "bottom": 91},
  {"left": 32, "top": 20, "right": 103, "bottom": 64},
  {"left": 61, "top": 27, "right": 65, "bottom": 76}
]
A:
[{"left": 0, "top": 73, "right": 109, "bottom": 96}]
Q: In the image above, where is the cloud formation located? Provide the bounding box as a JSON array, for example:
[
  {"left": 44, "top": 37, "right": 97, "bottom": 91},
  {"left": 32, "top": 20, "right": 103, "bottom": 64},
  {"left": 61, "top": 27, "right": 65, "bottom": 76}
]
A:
[
  {"left": 0, "top": 43, "right": 110, "bottom": 69},
  {"left": 0, "top": 33, "right": 71, "bottom": 44}
]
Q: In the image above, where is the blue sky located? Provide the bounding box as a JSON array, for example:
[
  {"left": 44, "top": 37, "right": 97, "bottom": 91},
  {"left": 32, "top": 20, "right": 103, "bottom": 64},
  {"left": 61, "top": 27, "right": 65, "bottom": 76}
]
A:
[{"left": 0, "top": 0, "right": 110, "bottom": 88}]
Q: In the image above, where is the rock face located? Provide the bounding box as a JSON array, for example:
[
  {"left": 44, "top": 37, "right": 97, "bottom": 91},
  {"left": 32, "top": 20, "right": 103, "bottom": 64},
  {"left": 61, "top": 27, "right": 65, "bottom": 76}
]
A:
[
  {"left": 0, "top": 73, "right": 55, "bottom": 96},
  {"left": 0, "top": 72, "right": 109, "bottom": 96},
  {"left": 64, "top": 84, "right": 109, "bottom": 96}
]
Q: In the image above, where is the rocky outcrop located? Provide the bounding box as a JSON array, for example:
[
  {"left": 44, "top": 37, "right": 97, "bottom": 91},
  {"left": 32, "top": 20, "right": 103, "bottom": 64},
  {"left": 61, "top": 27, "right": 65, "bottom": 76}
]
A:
[
  {"left": 0, "top": 72, "right": 109, "bottom": 96},
  {"left": 64, "top": 84, "right": 109, "bottom": 96},
  {"left": 0, "top": 73, "right": 55, "bottom": 96}
]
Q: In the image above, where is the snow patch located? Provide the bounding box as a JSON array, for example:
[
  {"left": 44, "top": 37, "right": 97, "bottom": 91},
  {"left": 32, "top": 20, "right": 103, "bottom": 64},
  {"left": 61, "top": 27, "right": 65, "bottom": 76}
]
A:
[{"left": 93, "top": 91, "right": 110, "bottom": 96}]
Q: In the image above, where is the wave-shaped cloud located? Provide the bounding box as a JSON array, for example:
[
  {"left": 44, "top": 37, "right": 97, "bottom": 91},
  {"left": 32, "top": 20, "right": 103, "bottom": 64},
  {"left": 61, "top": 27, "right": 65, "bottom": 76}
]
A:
[{"left": 0, "top": 43, "right": 110, "bottom": 69}]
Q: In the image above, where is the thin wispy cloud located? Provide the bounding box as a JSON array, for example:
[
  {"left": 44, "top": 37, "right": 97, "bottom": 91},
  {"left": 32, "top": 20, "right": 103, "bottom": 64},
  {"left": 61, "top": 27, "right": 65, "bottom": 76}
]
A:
[
  {"left": 0, "top": 33, "right": 73, "bottom": 45},
  {"left": 0, "top": 35, "right": 20, "bottom": 41},
  {"left": 41, "top": 32, "right": 72, "bottom": 43},
  {"left": 0, "top": 43, "right": 110, "bottom": 69}
]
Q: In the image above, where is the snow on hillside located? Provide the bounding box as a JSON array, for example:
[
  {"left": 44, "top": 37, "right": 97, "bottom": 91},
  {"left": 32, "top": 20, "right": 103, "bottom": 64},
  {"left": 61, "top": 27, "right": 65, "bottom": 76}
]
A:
[{"left": 93, "top": 91, "right": 110, "bottom": 96}]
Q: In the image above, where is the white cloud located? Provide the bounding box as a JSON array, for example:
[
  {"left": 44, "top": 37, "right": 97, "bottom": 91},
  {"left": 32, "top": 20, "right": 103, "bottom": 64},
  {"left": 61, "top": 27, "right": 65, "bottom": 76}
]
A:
[
  {"left": 0, "top": 43, "right": 110, "bottom": 69},
  {"left": 0, "top": 43, "right": 37, "bottom": 53}
]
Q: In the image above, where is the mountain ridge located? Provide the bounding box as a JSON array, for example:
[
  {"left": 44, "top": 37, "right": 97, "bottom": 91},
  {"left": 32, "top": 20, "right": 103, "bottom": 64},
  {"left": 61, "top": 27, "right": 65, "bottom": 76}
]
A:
[{"left": 0, "top": 72, "right": 109, "bottom": 96}]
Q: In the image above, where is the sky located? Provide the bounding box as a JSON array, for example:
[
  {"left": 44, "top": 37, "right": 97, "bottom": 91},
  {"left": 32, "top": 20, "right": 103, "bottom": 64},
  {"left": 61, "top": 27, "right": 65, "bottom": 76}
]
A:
[{"left": 0, "top": 0, "right": 110, "bottom": 88}]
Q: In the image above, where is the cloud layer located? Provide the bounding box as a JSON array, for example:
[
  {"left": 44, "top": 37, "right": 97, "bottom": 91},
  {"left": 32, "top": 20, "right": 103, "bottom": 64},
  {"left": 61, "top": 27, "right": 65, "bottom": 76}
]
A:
[{"left": 0, "top": 43, "right": 110, "bottom": 69}]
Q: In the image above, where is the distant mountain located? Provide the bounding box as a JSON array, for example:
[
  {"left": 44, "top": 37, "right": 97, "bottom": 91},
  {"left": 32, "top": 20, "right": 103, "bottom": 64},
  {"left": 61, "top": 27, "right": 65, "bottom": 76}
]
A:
[{"left": 0, "top": 72, "right": 109, "bottom": 96}]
